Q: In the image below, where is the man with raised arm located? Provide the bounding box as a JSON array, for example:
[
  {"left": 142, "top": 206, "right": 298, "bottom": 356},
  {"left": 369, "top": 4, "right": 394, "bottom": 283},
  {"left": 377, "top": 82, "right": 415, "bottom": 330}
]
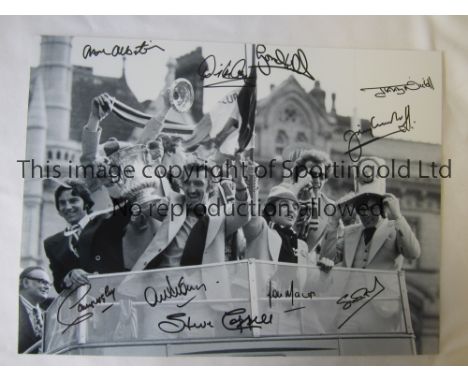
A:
[
  {"left": 243, "top": 158, "right": 315, "bottom": 265},
  {"left": 319, "top": 157, "right": 421, "bottom": 271},
  {"left": 129, "top": 154, "right": 251, "bottom": 270},
  {"left": 80, "top": 89, "right": 172, "bottom": 208}
]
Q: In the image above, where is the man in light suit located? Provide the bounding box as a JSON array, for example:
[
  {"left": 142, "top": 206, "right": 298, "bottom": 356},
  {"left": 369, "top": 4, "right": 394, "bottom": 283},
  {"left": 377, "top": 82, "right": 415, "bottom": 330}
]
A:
[
  {"left": 320, "top": 157, "right": 420, "bottom": 270},
  {"left": 243, "top": 183, "right": 314, "bottom": 265},
  {"left": 321, "top": 193, "right": 420, "bottom": 270},
  {"left": 130, "top": 155, "right": 251, "bottom": 270}
]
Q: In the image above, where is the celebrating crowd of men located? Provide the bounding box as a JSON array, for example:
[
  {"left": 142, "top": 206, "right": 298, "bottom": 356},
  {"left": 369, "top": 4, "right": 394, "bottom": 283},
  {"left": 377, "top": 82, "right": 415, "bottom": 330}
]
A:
[{"left": 19, "top": 91, "right": 421, "bottom": 353}]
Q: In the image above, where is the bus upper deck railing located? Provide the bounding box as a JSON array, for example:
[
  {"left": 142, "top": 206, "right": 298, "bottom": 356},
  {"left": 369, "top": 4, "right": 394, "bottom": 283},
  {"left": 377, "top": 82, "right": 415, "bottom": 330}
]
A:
[{"left": 43, "top": 260, "right": 413, "bottom": 354}]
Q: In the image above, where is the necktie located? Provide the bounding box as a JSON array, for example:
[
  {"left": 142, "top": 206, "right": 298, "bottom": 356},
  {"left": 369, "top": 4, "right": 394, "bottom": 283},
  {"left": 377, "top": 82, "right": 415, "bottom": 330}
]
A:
[
  {"left": 180, "top": 215, "right": 209, "bottom": 266},
  {"left": 363, "top": 227, "right": 376, "bottom": 245},
  {"left": 64, "top": 224, "right": 82, "bottom": 258},
  {"left": 31, "top": 306, "right": 43, "bottom": 337},
  {"left": 310, "top": 197, "right": 319, "bottom": 231}
]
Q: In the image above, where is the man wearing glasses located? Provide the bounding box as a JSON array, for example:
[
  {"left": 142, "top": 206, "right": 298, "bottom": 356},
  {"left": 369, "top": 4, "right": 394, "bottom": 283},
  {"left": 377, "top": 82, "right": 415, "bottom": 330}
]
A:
[
  {"left": 319, "top": 157, "right": 421, "bottom": 270},
  {"left": 18, "top": 266, "right": 52, "bottom": 353}
]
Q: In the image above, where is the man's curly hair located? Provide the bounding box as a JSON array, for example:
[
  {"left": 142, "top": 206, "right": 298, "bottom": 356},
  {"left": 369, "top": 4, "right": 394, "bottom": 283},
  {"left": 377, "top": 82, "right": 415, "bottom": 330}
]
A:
[{"left": 293, "top": 149, "right": 333, "bottom": 181}]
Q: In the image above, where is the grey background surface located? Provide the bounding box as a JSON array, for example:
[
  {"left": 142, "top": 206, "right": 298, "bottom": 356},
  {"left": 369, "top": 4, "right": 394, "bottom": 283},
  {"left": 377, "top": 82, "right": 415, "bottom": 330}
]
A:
[{"left": 0, "top": 15, "right": 467, "bottom": 365}]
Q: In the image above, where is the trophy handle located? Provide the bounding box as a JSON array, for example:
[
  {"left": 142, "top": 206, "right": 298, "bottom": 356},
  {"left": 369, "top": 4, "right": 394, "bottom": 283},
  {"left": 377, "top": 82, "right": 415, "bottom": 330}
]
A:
[{"left": 169, "top": 78, "right": 194, "bottom": 113}]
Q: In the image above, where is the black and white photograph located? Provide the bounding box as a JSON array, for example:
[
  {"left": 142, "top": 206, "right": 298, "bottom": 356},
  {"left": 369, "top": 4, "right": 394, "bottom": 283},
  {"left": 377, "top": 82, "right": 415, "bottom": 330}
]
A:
[{"left": 17, "top": 34, "right": 443, "bottom": 357}]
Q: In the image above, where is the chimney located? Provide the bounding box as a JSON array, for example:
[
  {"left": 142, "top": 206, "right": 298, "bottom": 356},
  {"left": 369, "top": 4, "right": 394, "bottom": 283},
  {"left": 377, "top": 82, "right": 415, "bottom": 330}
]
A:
[
  {"left": 310, "top": 80, "right": 326, "bottom": 110},
  {"left": 331, "top": 93, "right": 337, "bottom": 115}
]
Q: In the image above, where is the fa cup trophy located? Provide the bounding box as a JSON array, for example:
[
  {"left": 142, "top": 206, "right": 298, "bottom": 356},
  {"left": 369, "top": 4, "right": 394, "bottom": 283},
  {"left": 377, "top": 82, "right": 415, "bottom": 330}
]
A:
[
  {"left": 168, "top": 78, "right": 194, "bottom": 113},
  {"left": 107, "top": 79, "right": 194, "bottom": 205}
]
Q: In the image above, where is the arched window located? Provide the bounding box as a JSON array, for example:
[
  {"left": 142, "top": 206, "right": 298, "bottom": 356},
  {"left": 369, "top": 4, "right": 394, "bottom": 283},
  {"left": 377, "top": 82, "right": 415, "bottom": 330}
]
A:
[
  {"left": 296, "top": 132, "right": 308, "bottom": 143},
  {"left": 282, "top": 106, "right": 297, "bottom": 122},
  {"left": 275, "top": 130, "right": 289, "bottom": 155}
]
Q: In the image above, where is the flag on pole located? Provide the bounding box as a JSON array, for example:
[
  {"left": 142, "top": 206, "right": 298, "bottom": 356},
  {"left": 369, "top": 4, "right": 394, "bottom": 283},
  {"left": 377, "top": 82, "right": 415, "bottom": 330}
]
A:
[
  {"left": 183, "top": 58, "right": 257, "bottom": 156},
  {"left": 237, "top": 58, "right": 257, "bottom": 153}
]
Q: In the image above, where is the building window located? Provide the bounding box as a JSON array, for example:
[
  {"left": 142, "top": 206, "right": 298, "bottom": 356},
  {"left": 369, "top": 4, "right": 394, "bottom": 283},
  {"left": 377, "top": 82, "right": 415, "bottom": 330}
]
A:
[
  {"left": 296, "top": 132, "right": 308, "bottom": 143},
  {"left": 278, "top": 104, "right": 306, "bottom": 125},
  {"left": 275, "top": 130, "right": 289, "bottom": 155},
  {"left": 282, "top": 106, "right": 297, "bottom": 123}
]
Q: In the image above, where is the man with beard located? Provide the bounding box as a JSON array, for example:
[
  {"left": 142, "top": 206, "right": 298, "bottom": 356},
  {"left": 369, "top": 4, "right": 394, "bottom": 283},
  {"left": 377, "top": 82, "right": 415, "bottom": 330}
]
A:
[
  {"left": 128, "top": 155, "right": 251, "bottom": 270},
  {"left": 18, "top": 266, "right": 52, "bottom": 353}
]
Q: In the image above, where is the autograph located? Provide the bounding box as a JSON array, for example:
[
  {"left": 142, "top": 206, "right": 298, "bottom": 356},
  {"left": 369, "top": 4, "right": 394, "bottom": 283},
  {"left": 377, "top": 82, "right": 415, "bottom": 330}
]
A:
[
  {"left": 336, "top": 276, "right": 385, "bottom": 329},
  {"left": 222, "top": 308, "right": 273, "bottom": 333},
  {"left": 199, "top": 44, "right": 315, "bottom": 88},
  {"left": 82, "top": 40, "right": 165, "bottom": 59},
  {"left": 199, "top": 53, "right": 253, "bottom": 88},
  {"left": 144, "top": 275, "right": 207, "bottom": 308},
  {"left": 56, "top": 283, "right": 116, "bottom": 334},
  {"left": 255, "top": 44, "right": 315, "bottom": 81},
  {"left": 267, "top": 280, "right": 316, "bottom": 311},
  {"left": 158, "top": 312, "right": 214, "bottom": 334},
  {"left": 360, "top": 76, "right": 434, "bottom": 98},
  {"left": 344, "top": 105, "right": 414, "bottom": 162}
]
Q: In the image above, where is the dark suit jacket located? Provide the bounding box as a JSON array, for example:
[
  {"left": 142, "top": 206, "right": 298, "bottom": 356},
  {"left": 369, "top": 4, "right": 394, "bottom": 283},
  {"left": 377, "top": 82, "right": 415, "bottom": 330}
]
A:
[
  {"left": 44, "top": 209, "right": 130, "bottom": 293},
  {"left": 18, "top": 298, "right": 40, "bottom": 353},
  {"left": 18, "top": 297, "right": 53, "bottom": 354}
]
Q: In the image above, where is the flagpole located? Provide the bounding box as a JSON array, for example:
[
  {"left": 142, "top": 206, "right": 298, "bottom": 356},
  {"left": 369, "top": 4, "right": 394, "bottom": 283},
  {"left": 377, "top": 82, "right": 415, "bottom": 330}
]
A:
[
  {"left": 249, "top": 43, "right": 256, "bottom": 163},
  {"left": 247, "top": 43, "right": 258, "bottom": 212}
]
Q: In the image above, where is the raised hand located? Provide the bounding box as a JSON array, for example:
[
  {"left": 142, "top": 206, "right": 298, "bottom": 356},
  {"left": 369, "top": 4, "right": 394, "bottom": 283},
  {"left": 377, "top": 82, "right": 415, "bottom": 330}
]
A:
[
  {"left": 148, "top": 137, "right": 165, "bottom": 162},
  {"left": 231, "top": 152, "right": 248, "bottom": 190},
  {"left": 382, "top": 193, "right": 402, "bottom": 220},
  {"left": 317, "top": 257, "right": 335, "bottom": 273},
  {"left": 292, "top": 173, "right": 313, "bottom": 198},
  {"left": 90, "top": 93, "right": 114, "bottom": 122}
]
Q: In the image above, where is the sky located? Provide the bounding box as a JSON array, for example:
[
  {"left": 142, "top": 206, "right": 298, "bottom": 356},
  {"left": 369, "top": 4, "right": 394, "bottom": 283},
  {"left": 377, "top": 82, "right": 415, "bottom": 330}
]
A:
[{"left": 31, "top": 36, "right": 441, "bottom": 145}]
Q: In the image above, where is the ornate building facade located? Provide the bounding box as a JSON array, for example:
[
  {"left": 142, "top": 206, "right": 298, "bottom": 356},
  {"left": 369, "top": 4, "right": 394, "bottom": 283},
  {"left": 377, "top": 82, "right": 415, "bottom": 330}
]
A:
[
  {"left": 22, "top": 36, "right": 440, "bottom": 353},
  {"left": 254, "top": 75, "right": 440, "bottom": 354}
]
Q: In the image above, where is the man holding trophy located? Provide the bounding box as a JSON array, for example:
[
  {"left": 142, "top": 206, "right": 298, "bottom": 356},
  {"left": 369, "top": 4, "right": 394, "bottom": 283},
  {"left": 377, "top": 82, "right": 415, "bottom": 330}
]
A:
[{"left": 45, "top": 78, "right": 252, "bottom": 292}]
